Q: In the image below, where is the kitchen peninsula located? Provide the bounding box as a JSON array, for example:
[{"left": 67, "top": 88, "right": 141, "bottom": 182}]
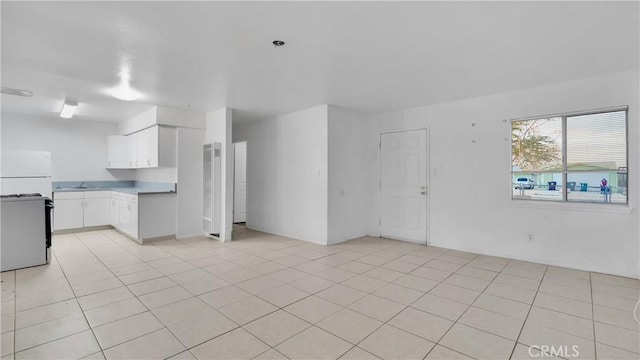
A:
[{"left": 52, "top": 180, "right": 176, "bottom": 243}]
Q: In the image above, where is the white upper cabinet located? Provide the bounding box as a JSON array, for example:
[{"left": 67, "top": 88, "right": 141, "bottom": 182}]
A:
[
  {"left": 107, "top": 136, "right": 129, "bottom": 169},
  {"left": 106, "top": 125, "right": 176, "bottom": 169},
  {"left": 137, "top": 127, "right": 151, "bottom": 168},
  {"left": 127, "top": 133, "right": 138, "bottom": 168}
]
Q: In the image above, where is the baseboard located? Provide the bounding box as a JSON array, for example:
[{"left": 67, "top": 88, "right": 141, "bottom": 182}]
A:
[
  {"left": 141, "top": 234, "right": 175, "bottom": 244},
  {"left": 54, "top": 225, "right": 112, "bottom": 235},
  {"left": 112, "top": 228, "right": 142, "bottom": 244}
]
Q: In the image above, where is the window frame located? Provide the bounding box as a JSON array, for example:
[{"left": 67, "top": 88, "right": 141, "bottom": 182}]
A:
[{"left": 510, "top": 106, "right": 629, "bottom": 205}]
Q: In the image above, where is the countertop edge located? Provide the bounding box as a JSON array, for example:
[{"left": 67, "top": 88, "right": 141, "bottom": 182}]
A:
[{"left": 53, "top": 188, "right": 176, "bottom": 195}]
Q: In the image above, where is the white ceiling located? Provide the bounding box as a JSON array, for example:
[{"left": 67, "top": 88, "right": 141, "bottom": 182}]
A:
[{"left": 1, "top": 1, "right": 638, "bottom": 123}]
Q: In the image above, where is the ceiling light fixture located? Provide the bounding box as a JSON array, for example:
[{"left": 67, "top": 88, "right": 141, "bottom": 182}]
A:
[
  {"left": 1, "top": 87, "right": 33, "bottom": 97},
  {"left": 107, "top": 69, "right": 141, "bottom": 101},
  {"left": 60, "top": 100, "right": 78, "bottom": 119}
]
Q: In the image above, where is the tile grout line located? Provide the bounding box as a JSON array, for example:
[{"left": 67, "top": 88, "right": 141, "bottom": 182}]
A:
[
  {"left": 128, "top": 236, "right": 314, "bottom": 356},
  {"left": 62, "top": 231, "right": 190, "bottom": 358},
  {"left": 12, "top": 270, "right": 16, "bottom": 359},
  {"left": 14, "top": 230, "right": 639, "bottom": 360},
  {"left": 590, "top": 271, "right": 597, "bottom": 360},
  {"left": 180, "top": 237, "right": 388, "bottom": 357},
  {"left": 224, "top": 243, "right": 448, "bottom": 358},
  {"left": 82, "top": 231, "right": 248, "bottom": 358},
  {"left": 510, "top": 264, "right": 549, "bottom": 359},
  {"left": 149, "top": 235, "right": 366, "bottom": 356},
  {"left": 9, "top": 253, "right": 82, "bottom": 353},
  {"left": 105, "top": 232, "right": 243, "bottom": 355},
  {"left": 334, "top": 249, "right": 523, "bottom": 359},
  {"left": 423, "top": 255, "right": 518, "bottom": 360},
  {"left": 12, "top": 232, "right": 293, "bottom": 359},
  {"left": 47, "top": 243, "right": 106, "bottom": 359},
  {"left": 343, "top": 250, "right": 476, "bottom": 360},
  {"left": 418, "top": 254, "right": 486, "bottom": 360},
  {"left": 331, "top": 246, "right": 440, "bottom": 359}
]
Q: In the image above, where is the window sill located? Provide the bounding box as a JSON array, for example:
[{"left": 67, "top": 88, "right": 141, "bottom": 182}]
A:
[{"left": 511, "top": 199, "right": 633, "bottom": 214}]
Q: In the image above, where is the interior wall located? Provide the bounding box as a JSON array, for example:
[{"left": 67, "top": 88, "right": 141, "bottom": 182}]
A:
[
  {"left": 205, "top": 108, "right": 234, "bottom": 241},
  {"left": 135, "top": 168, "right": 177, "bottom": 183},
  {"left": 119, "top": 107, "right": 157, "bottom": 135},
  {"left": 0, "top": 113, "right": 134, "bottom": 181},
  {"left": 366, "top": 69, "right": 639, "bottom": 278},
  {"left": 239, "top": 105, "right": 329, "bottom": 245},
  {"left": 327, "top": 105, "right": 371, "bottom": 244},
  {"left": 176, "top": 127, "right": 205, "bottom": 238}
]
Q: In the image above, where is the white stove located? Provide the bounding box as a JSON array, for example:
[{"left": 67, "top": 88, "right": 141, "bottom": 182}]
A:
[{"left": 1, "top": 193, "right": 53, "bottom": 271}]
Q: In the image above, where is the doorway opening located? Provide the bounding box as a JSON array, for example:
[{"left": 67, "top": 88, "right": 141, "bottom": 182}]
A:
[{"left": 232, "top": 141, "right": 247, "bottom": 224}]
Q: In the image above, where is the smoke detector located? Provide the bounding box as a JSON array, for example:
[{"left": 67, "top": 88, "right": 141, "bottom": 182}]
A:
[{"left": 272, "top": 40, "right": 285, "bottom": 47}]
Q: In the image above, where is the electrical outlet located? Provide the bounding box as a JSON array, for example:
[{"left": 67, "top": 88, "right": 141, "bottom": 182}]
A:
[{"left": 528, "top": 234, "right": 535, "bottom": 242}]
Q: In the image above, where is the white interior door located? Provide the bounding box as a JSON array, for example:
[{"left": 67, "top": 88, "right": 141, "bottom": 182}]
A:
[
  {"left": 380, "top": 129, "right": 428, "bottom": 244},
  {"left": 233, "top": 141, "right": 247, "bottom": 223}
]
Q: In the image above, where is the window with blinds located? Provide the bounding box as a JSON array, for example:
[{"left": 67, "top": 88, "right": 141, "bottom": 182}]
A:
[{"left": 511, "top": 108, "right": 628, "bottom": 204}]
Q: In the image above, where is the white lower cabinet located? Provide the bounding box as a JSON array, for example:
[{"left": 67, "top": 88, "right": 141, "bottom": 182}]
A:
[
  {"left": 112, "top": 192, "right": 139, "bottom": 239},
  {"left": 129, "top": 196, "right": 138, "bottom": 238},
  {"left": 110, "top": 194, "right": 119, "bottom": 228},
  {"left": 84, "top": 193, "right": 111, "bottom": 227},
  {"left": 53, "top": 197, "right": 84, "bottom": 230},
  {"left": 56, "top": 190, "right": 176, "bottom": 242},
  {"left": 54, "top": 191, "right": 111, "bottom": 230}
]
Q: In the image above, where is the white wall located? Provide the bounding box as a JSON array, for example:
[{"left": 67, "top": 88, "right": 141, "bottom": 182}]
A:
[
  {"left": 366, "top": 69, "right": 639, "bottom": 278},
  {"left": 136, "top": 168, "right": 177, "bottom": 183},
  {"left": 238, "top": 105, "right": 329, "bottom": 245},
  {"left": 157, "top": 107, "right": 206, "bottom": 129},
  {"left": 0, "top": 113, "right": 134, "bottom": 181},
  {"left": 119, "top": 107, "right": 157, "bottom": 135},
  {"left": 176, "top": 127, "right": 205, "bottom": 238},
  {"left": 327, "top": 106, "right": 371, "bottom": 244},
  {"left": 205, "top": 108, "right": 234, "bottom": 241}
]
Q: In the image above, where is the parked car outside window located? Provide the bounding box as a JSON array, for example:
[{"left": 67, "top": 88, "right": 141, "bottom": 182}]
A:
[{"left": 515, "top": 177, "right": 535, "bottom": 190}]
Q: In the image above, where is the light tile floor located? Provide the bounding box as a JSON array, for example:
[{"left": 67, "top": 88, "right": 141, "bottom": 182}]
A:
[{"left": 1, "top": 225, "right": 639, "bottom": 360}]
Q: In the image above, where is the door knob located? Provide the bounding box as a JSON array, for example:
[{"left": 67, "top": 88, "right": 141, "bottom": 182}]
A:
[{"left": 420, "top": 186, "right": 427, "bottom": 195}]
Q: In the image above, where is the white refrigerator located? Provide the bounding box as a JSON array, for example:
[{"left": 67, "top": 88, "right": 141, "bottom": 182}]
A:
[{"left": 0, "top": 151, "right": 52, "bottom": 197}]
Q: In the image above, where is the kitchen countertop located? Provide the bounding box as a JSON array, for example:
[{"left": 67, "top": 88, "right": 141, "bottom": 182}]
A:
[
  {"left": 52, "top": 181, "right": 176, "bottom": 195},
  {"left": 53, "top": 187, "right": 176, "bottom": 195}
]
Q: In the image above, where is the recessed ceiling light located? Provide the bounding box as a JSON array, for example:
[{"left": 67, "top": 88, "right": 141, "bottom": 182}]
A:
[
  {"left": 1, "top": 87, "right": 33, "bottom": 97},
  {"left": 107, "top": 83, "right": 141, "bottom": 101},
  {"left": 60, "top": 100, "right": 78, "bottom": 118},
  {"left": 272, "top": 40, "right": 285, "bottom": 47},
  {"left": 107, "top": 69, "right": 141, "bottom": 101}
]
